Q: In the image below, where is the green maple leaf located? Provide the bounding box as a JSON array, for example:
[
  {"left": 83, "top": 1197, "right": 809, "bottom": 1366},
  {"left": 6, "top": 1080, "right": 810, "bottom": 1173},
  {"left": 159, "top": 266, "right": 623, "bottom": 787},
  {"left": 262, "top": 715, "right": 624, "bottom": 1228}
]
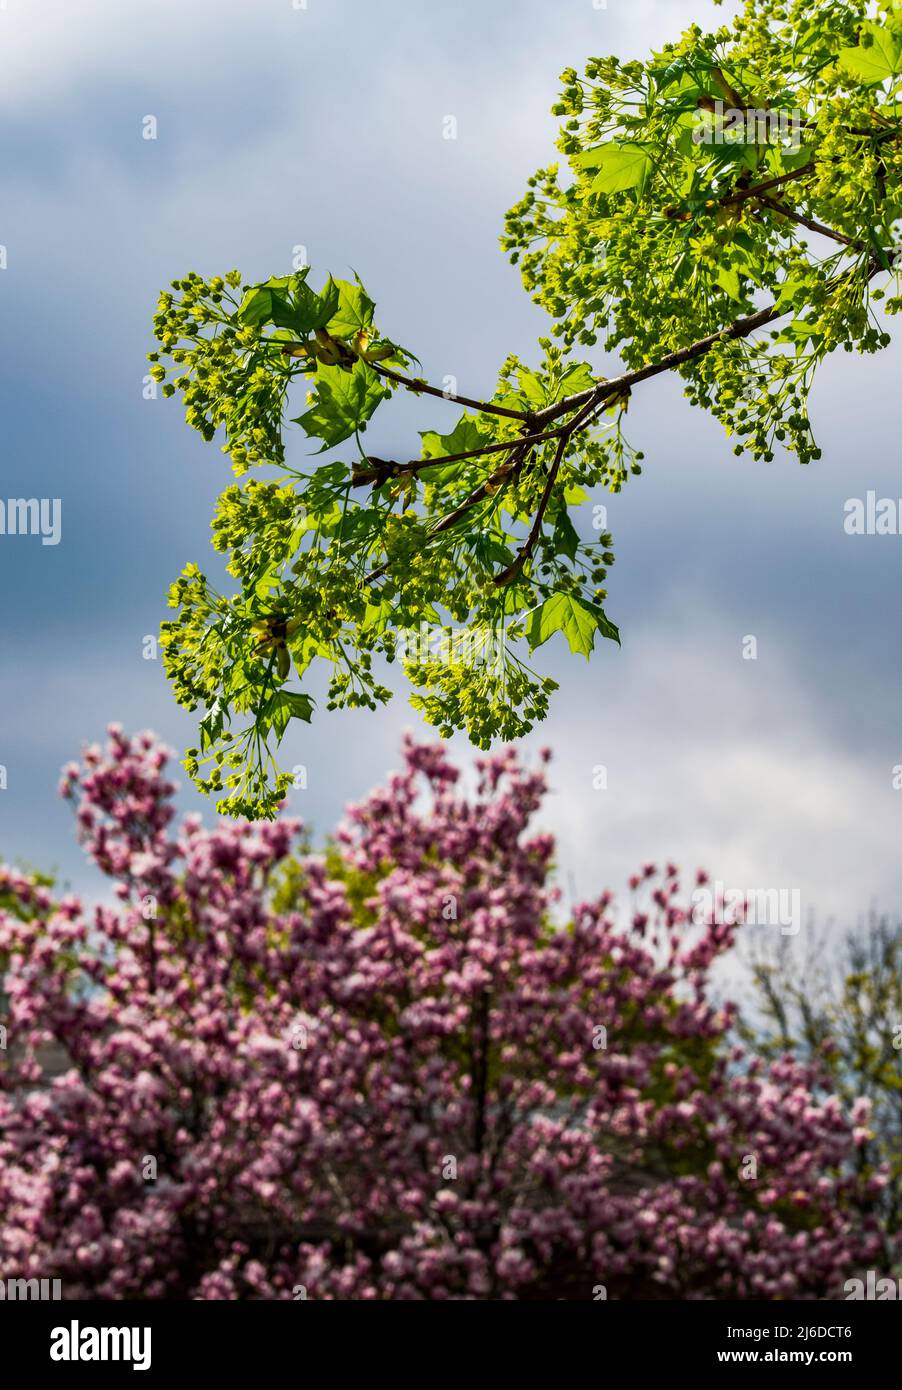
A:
[
  {"left": 263, "top": 690, "right": 315, "bottom": 743},
  {"left": 577, "top": 143, "right": 652, "bottom": 196},
  {"left": 327, "top": 277, "right": 376, "bottom": 337},
  {"left": 295, "top": 358, "right": 386, "bottom": 449},
  {"left": 419, "top": 413, "right": 490, "bottom": 481},
  {"left": 838, "top": 21, "right": 902, "bottom": 84},
  {"left": 420, "top": 413, "right": 489, "bottom": 458},
  {"left": 527, "top": 592, "right": 620, "bottom": 658}
]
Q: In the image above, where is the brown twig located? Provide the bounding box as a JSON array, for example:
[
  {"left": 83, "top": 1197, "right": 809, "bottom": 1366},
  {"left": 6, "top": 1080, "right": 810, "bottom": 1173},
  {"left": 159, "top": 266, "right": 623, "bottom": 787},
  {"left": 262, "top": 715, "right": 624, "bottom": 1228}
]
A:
[
  {"left": 752, "top": 194, "right": 863, "bottom": 250},
  {"left": 719, "top": 162, "right": 817, "bottom": 208},
  {"left": 714, "top": 127, "right": 901, "bottom": 212},
  {"left": 362, "top": 256, "right": 884, "bottom": 590},
  {"left": 493, "top": 434, "right": 569, "bottom": 587},
  {"left": 351, "top": 424, "right": 565, "bottom": 488},
  {"left": 369, "top": 362, "right": 532, "bottom": 422}
]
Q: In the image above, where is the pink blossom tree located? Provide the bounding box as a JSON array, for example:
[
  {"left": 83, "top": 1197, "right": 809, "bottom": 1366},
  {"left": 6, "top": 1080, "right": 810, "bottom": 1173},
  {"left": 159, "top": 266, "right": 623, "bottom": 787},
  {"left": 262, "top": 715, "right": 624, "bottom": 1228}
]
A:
[{"left": 0, "top": 728, "right": 890, "bottom": 1299}]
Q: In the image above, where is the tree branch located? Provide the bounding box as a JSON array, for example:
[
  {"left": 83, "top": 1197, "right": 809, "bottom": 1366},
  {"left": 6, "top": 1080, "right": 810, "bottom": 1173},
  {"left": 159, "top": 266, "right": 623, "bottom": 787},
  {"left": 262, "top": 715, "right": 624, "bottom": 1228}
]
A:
[
  {"left": 534, "top": 300, "right": 785, "bottom": 429},
  {"left": 362, "top": 256, "right": 883, "bottom": 589},
  {"left": 369, "top": 362, "right": 532, "bottom": 422},
  {"left": 351, "top": 424, "right": 564, "bottom": 488},
  {"left": 536, "top": 254, "right": 883, "bottom": 430},
  {"left": 493, "top": 433, "right": 568, "bottom": 587},
  {"left": 719, "top": 161, "right": 817, "bottom": 208},
  {"left": 751, "top": 194, "right": 863, "bottom": 250},
  {"left": 714, "top": 127, "right": 901, "bottom": 212}
]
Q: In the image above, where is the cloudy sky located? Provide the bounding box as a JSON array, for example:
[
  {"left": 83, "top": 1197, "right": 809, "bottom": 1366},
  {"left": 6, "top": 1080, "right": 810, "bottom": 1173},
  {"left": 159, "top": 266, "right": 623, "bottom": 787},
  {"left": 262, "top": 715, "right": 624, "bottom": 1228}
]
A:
[{"left": 0, "top": 0, "right": 900, "bottom": 949}]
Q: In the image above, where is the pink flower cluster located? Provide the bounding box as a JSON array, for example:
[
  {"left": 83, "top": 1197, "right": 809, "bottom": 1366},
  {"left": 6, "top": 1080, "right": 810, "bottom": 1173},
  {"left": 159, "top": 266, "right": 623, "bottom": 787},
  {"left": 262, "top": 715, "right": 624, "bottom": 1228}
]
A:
[{"left": 0, "top": 728, "right": 889, "bottom": 1299}]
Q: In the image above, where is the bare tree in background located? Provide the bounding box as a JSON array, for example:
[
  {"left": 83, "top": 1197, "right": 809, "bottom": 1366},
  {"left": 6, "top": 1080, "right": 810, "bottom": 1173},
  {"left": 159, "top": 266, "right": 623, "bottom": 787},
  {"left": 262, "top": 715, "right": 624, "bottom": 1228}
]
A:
[{"left": 742, "top": 914, "right": 902, "bottom": 1251}]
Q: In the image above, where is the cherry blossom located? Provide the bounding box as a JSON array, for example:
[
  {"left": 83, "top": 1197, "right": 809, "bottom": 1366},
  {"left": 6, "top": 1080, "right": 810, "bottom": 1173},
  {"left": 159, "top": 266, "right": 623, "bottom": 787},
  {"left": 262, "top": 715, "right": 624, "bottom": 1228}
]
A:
[{"left": 0, "top": 728, "right": 889, "bottom": 1299}]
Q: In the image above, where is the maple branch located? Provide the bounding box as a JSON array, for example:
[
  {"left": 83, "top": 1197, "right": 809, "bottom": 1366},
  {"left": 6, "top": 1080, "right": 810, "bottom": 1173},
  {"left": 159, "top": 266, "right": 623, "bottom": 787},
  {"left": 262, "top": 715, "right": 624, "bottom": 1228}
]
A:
[
  {"left": 714, "top": 126, "right": 902, "bottom": 212},
  {"left": 351, "top": 424, "right": 564, "bottom": 488},
  {"left": 752, "top": 193, "right": 863, "bottom": 250},
  {"left": 720, "top": 161, "right": 818, "bottom": 208},
  {"left": 369, "top": 362, "right": 532, "bottom": 421},
  {"left": 490, "top": 382, "right": 623, "bottom": 587},
  {"left": 536, "top": 253, "right": 884, "bottom": 430},
  {"left": 360, "top": 442, "right": 524, "bottom": 585},
  {"left": 361, "top": 253, "right": 883, "bottom": 589},
  {"left": 533, "top": 302, "right": 782, "bottom": 429},
  {"left": 426, "top": 385, "right": 609, "bottom": 569},
  {"left": 493, "top": 433, "right": 568, "bottom": 588},
  {"left": 428, "top": 477, "right": 502, "bottom": 540}
]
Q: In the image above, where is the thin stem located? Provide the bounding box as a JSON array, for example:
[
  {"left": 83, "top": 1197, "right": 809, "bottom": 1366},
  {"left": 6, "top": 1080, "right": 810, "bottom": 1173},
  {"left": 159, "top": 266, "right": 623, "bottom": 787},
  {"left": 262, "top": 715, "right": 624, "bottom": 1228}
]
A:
[
  {"left": 719, "top": 161, "right": 817, "bottom": 207},
  {"left": 752, "top": 194, "right": 863, "bottom": 250},
  {"left": 360, "top": 257, "right": 883, "bottom": 589},
  {"left": 494, "top": 433, "right": 568, "bottom": 587},
  {"left": 715, "top": 128, "right": 902, "bottom": 211},
  {"left": 352, "top": 424, "right": 565, "bottom": 487},
  {"left": 532, "top": 253, "right": 883, "bottom": 445},
  {"left": 535, "top": 284, "right": 818, "bottom": 429},
  {"left": 370, "top": 362, "right": 532, "bottom": 422}
]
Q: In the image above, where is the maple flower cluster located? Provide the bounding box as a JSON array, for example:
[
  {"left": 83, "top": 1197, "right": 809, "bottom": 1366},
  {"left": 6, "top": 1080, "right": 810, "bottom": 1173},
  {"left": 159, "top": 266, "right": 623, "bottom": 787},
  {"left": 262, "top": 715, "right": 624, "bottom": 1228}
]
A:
[{"left": 0, "top": 728, "right": 891, "bottom": 1298}]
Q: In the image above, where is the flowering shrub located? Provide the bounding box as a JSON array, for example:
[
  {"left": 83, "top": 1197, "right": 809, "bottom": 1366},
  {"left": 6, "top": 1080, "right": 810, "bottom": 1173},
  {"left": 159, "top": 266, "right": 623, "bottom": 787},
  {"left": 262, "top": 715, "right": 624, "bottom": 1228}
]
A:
[{"left": 0, "top": 728, "right": 889, "bottom": 1299}]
